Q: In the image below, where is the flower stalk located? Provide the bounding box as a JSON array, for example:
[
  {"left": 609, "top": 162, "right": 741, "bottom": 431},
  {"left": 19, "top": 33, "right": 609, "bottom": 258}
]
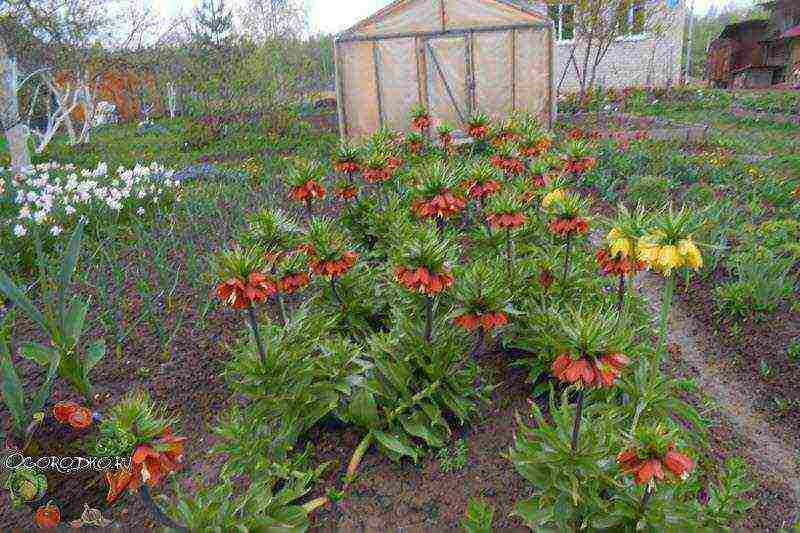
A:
[
  {"left": 571, "top": 388, "right": 584, "bottom": 452},
  {"left": 424, "top": 296, "right": 434, "bottom": 343},
  {"left": 246, "top": 305, "right": 268, "bottom": 369}
]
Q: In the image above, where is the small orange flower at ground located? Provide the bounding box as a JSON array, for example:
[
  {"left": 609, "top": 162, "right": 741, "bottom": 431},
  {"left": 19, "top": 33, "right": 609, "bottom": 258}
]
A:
[
  {"left": 395, "top": 266, "right": 454, "bottom": 295},
  {"left": 387, "top": 156, "right": 403, "bottom": 173},
  {"left": 68, "top": 406, "right": 93, "bottom": 430},
  {"left": 548, "top": 217, "right": 589, "bottom": 237},
  {"left": 412, "top": 192, "right": 466, "bottom": 220},
  {"left": 290, "top": 180, "right": 326, "bottom": 202},
  {"left": 617, "top": 445, "right": 694, "bottom": 485},
  {"left": 551, "top": 352, "right": 630, "bottom": 388},
  {"left": 408, "top": 140, "right": 424, "bottom": 154},
  {"left": 35, "top": 502, "right": 61, "bottom": 529},
  {"left": 334, "top": 185, "right": 359, "bottom": 201},
  {"left": 310, "top": 251, "right": 358, "bottom": 278},
  {"left": 487, "top": 212, "right": 527, "bottom": 230},
  {"left": 216, "top": 273, "right": 277, "bottom": 310},
  {"left": 455, "top": 312, "right": 508, "bottom": 331},
  {"left": 277, "top": 272, "right": 310, "bottom": 293},
  {"left": 106, "top": 428, "right": 187, "bottom": 503},
  {"left": 466, "top": 179, "right": 502, "bottom": 200},
  {"left": 596, "top": 249, "right": 645, "bottom": 277},
  {"left": 53, "top": 401, "right": 79, "bottom": 424}
]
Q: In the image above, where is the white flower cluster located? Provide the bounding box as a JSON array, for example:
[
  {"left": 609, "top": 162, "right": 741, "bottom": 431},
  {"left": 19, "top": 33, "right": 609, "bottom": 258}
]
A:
[{"left": 3, "top": 161, "right": 181, "bottom": 239}]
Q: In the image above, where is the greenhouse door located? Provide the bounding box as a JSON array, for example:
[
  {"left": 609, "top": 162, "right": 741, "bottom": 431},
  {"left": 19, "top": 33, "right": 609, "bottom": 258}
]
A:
[{"left": 425, "top": 36, "right": 472, "bottom": 128}]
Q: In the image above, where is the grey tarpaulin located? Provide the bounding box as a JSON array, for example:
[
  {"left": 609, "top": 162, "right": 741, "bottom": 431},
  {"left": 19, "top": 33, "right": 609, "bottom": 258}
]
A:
[{"left": 335, "top": 0, "right": 555, "bottom": 140}]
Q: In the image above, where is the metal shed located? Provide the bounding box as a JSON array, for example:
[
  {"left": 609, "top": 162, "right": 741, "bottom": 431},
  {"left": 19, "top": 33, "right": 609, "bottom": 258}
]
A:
[{"left": 334, "top": 0, "right": 555, "bottom": 139}]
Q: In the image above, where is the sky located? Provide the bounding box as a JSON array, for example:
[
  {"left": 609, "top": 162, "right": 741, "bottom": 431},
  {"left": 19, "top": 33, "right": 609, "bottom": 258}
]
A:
[{"left": 154, "top": 0, "right": 742, "bottom": 36}]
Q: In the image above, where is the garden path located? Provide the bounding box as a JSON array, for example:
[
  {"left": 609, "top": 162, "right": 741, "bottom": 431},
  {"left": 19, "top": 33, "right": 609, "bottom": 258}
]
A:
[{"left": 634, "top": 271, "right": 800, "bottom": 518}]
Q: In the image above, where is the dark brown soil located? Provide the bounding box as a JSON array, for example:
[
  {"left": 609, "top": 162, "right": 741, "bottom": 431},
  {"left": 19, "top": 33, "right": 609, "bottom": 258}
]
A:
[{"left": 308, "top": 349, "right": 532, "bottom": 532}]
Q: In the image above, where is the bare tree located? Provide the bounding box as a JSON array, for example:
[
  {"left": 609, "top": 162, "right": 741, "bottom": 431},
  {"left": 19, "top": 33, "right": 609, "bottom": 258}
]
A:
[
  {"left": 1, "top": 35, "right": 32, "bottom": 171},
  {"left": 236, "top": 0, "right": 308, "bottom": 41}
]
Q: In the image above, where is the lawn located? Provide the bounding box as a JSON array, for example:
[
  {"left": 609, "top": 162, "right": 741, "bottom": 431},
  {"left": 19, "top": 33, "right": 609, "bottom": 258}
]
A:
[{"left": 1, "top": 88, "right": 799, "bottom": 530}]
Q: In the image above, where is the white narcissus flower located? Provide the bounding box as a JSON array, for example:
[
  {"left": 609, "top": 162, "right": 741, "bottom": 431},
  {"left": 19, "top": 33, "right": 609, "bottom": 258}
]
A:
[
  {"left": 51, "top": 225, "right": 63, "bottom": 236},
  {"left": 137, "top": 207, "right": 146, "bottom": 216},
  {"left": 13, "top": 224, "right": 27, "bottom": 237},
  {"left": 65, "top": 205, "right": 76, "bottom": 215}
]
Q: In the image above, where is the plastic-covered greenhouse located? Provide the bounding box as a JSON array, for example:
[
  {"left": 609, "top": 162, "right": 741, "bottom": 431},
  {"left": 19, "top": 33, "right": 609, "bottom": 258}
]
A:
[{"left": 334, "top": 0, "right": 555, "bottom": 139}]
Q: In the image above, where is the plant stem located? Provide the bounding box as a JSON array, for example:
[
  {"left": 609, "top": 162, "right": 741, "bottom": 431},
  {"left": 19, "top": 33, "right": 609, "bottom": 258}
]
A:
[
  {"left": 304, "top": 199, "right": 312, "bottom": 219},
  {"left": 506, "top": 227, "right": 514, "bottom": 292},
  {"left": 651, "top": 275, "right": 676, "bottom": 383},
  {"left": 246, "top": 305, "right": 268, "bottom": 370},
  {"left": 640, "top": 485, "right": 653, "bottom": 512},
  {"left": 276, "top": 292, "right": 287, "bottom": 326},
  {"left": 139, "top": 486, "right": 188, "bottom": 532},
  {"left": 616, "top": 274, "right": 626, "bottom": 318},
  {"left": 346, "top": 430, "right": 374, "bottom": 487},
  {"left": 470, "top": 326, "right": 486, "bottom": 359},
  {"left": 424, "top": 296, "right": 434, "bottom": 343},
  {"left": 330, "top": 276, "right": 343, "bottom": 306},
  {"left": 562, "top": 233, "right": 573, "bottom": 291},
  {"left": 480, "top": 198, "right": 493, "bottom": 236},
  {"left": 571, "top": 389, "right": 584, "bottom": 452}
]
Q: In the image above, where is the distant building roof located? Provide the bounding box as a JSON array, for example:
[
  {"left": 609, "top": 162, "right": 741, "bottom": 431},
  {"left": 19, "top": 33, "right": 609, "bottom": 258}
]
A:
[{"left": 719, "top": 19, "right": 770, "bottom": 39}]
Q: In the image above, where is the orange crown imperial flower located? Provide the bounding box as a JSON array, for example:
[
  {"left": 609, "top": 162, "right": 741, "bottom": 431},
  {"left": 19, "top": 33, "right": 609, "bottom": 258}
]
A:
[
  {"left": 364, "top": 166, "right": 392, "bottom": 183},
  {"left": 455, "top": 311, "right": 508, "bottom": 331},
  {"left": 468, "top": 124, "right": 489, "bottom": 139},
  {"left": 490, "top": 155, "right": 525, "bottom": 176},
  {"left": 617, "top": 444, "right": 695, "bottom": 485},
  {"left": 106, "top": 428, "right": 187, "bottom": 503},
  {"left": 412, "top": 193, "right": 466, "bottom": 219},
  {"left": 277, "top": 272, "right": 310, "bottom": 293},
  {"left": 412, "top": 115, "right": 431, "bottom": 131},
  {"left": 466, "top": 179, "right": 502, "bottom": 200},
  {"left": 551, "top": 352, "right": 630, "bottom": 388},
  {"left": 290, "top": 180, "right": 326, "bottom": 202},
  {"left": 334, "top": 161, "right": 360, "bottom": 174},
  {"left": 596, "top": 249, "right": 645, "bottom": 277},
  {"left": 310, "top": 251, "right": 358, "bottom": 278},
  {"left": 548, "top": 217, "right": 589, "bottom": 237},
  {"left": 395, "top": 266, "right": 454, "bottom": 295},
  {"left": 487, "top": 212, "right": 527, "bottom": 230},
  {"left": 216, "top": 273, "right": 277, "bottom": 310},
  {"left": 334, "top": 185, "right": 359, "bottom": 201},
  {"left": 565, "top": 156, "right": 597, "bottom": 175}
]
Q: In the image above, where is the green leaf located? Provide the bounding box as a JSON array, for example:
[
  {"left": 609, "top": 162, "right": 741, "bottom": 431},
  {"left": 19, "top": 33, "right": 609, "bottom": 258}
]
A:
[
  {"left": 514, "top": 497, "right": 552, "bottom": 527},
  {"left": 373, "top": 429, "right": 419, "bottom": 462},
  {"left": 0, "top": 270, "right": 47, "bottom": 331},
  {"left": 84, "top": 341, "right": 106, "bottom": 375},
  {"left": 399, "top": 411, "right": 444, "bottom": 448},
  {"left": 64, "top": 299, "right": 89, "bottom": 346},
  {"left": 31, "top": 353, "right": 61, "bottom": 415},
  {"left": 349, "top": 388, "right": 379, "bottom": 428},
  {"left": 58, "top": 222, "right": 84, "bottom": 327},
  {"left": 20, "top": 343, "right": 59, "bottom": 367},
  {"left": 1, "top": 353, "right": 26, "bottom": 435}
]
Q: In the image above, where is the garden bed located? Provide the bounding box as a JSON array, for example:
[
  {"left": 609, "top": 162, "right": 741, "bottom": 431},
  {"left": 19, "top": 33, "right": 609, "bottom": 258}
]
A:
[{"left": 556, "top": 112, "right": 711, "bottom": 143}]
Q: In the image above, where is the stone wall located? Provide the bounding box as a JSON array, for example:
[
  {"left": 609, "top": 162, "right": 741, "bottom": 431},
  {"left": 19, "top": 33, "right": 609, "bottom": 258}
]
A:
[{"left": 552, "top": 0, "right": 686, "bottom": 91}]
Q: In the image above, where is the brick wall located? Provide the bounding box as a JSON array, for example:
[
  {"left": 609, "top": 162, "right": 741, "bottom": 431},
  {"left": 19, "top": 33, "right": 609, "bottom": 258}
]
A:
[{"left": 551, "top": 0, "right": 686, "bottom": 91}]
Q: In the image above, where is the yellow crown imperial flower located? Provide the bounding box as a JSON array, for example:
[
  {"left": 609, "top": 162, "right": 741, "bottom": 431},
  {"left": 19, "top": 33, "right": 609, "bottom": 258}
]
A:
[
  {"left": 678, "top": 238, "right": 703, "bottom": 270},
  {"left": 657, "top": 245, "right": 681, "bottom": 275},
  {"left": 542, "top": 188, "right": 566, "bottom": 209},
  {"left": 608, "top": 228, "right": 633, "bottom": 257}
]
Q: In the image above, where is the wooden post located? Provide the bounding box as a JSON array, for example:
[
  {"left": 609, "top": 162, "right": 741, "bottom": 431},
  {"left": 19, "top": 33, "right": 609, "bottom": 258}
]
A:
[
  {"left": 511, "top": 29, "right": 517, "bottom": 111},
  {"left": 334, "top": 40, "right": 348, "bottom": 138},
  {"left": 373, "top": 42, "right": 385, "bottom": 127}
]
